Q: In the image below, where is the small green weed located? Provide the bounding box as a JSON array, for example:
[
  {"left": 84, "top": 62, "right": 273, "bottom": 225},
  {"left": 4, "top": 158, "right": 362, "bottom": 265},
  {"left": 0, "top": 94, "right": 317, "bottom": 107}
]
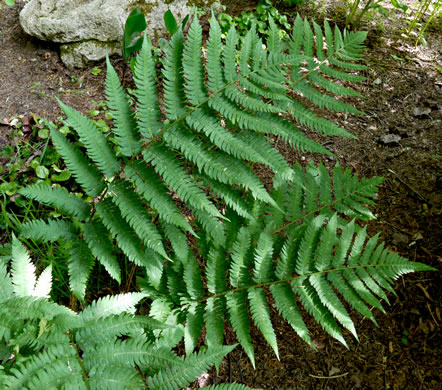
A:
[
  {"left": 91, "top": 67, "right": 102, "bottom": 76},
  {"left": 218, "top": 0, "right": 294, "bottom": 39},
  {"left": 30, "top": 82, "right": 45, "bottom": 97},
  {"left": 345, "top": 0, "right": 409, "bottom": 29}
]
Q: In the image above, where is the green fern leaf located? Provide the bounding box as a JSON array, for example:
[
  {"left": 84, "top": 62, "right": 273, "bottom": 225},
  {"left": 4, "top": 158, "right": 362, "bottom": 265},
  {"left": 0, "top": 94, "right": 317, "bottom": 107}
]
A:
[
  {"left": 184, "top": 253, "right": 205, "bottom": 301},
  {"left": 184, "top": 302, "right": 204, "bottom": 355},
  {"left": 143, "top": 144, "right": 224, "bottom": 220},
  {"left": 252, "top": 230, "right": 274, "bottom": 284},
  {"left": 96, "top": 199, "right": 148, "bottom": 268},
  {"left": 248, "top": 288, "right": 279, "bottom": 359},
  {"left": 105, "top": 56, "right": 141, "bottom": 156},
  {"left": 319, "top": 63, "right": 366, "bottom": 82},
  {"left": 31, "top": 264, "right": 52, "bottom": 299},
  {"left": 295, "top": 80, "right": 363, "bottom": 114},
  {"left": 134, "top": 36, "right": 162, "bottom": 138},
  {"left": 19, "top": 184, "right": 90, "bottom": 219},
  {"left": 148, "top": 345, "right": 236, "bottom": 390},
  {"left": 163, "top": 28, "right": 186, "bottom": 119},
  {"left": 207, "top": 15, "right": 225, "bottom": 92},
  {"left": 224, "top": 84, "right": 282, "bottom": 114},
  {"left": 199, "top": 174, "right": 252, "bottom": 220},
  {"left": 11, "top": 237, "right": 36, "bottom": 297},
  {"left": 270, "top": 283, "right": 314, "bottom": 347},
  {"left": 328, "top": 272, "right": 378, "bottom": 325},
  {"left": 226, "top": 291, "right": 255, "bottom": 368},
  {"left": 275, "top": 229, "right": 305, "bottom": 280},
  {"left": 290, "top": 14, "right": 304, "bottom": 55},
  {"left": 87, "top": 365, "right": 145, "bottom": 389},
  {"left": 0, "top": 296, "right": 75, "bottom": 322},
  {"left": 223, "top": 26, "right": 239, "bottom": 82},
  {"left": 49, "top": 123, "right": 105, "bottom": 197},
  {"left": 58, "top": 99, "right": 120, "bottom": 178},
  {"left": 266, "top": 17, "right": 280, "bottom": 52},
  {"left": 162, "top": 222, "right": 190, "bottom": 264},
  {"left": 194, "top": 209, "right": 226, "bottom": 248},
  {"left": 76, "top": 313, "right": 168, "bottom": 346},
  {"left": 5, "top": 344, "right": 80, "bottom": 390},
  {"left": 68, "top": 239, "right": 96, "bottom": 300},
  {"left": 229, "top": 227, "right": 253, "bottom": 288},
  {"left": 342, "top": 269, "right": 386, "bottom": 314},
  {"left": 80, "top": 292, "right": 147, "bottom": 322},
  {"left": 0, "top": 263, "right": 13, "bottom": 302},
  {"left": 295, "top": 215, "right": 326, "bottom": 275},
  {"left": 82, "top": 338, "right": 178, "bottom": 374},
  {"left": 124, "top": 161, "right": 193, "bottom": 234},
  {"left": 292, "top": 278, "right": 348, "bottom": 347},
  {"left": 165, "top": 125, "right": 277, "bottom": 205},
  {"left": 186, "top": 107, "right": 269, "bottom": 165},
  {"left": 83, "top": 219, "right": 121, "bottom": 284},
  {"left": 20, "top": 219, "right": 78, "bottom": 242},
  {"left": 284, "top": 100, "right": 355, "bottom": 138},
  {"left": 310, "top": 274, "right": 358, "bottom": 340},
  {"left": 313, "top": 214, "right": 337, "bottom": 271},
  {"left": 183, "top": 15, "right": 208, "bottom": 105},
  {"left": 204, "top": 296, "right": 225, "bottom": 349},
  {"left": 108, "top": 180, "right": 168, "bottom": 259},
  {"left": 206, "top": 247, "right": 228, "bottom": 295}
]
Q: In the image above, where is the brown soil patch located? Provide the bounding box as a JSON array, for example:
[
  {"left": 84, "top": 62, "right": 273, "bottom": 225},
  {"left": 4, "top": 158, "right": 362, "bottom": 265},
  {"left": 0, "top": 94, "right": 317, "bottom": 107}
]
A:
[{"left": 0, "top": 1, "right": 440, "bottom": 389}]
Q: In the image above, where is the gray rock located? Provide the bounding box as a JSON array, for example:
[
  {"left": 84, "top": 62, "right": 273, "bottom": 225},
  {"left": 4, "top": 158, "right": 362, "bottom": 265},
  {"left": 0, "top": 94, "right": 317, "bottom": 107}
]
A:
[
  {"left": 60, "top": 41, "right": 122, "bottom": 69},
  {"left": 19, "top": 0, "right": 216, "bottom": 68}
]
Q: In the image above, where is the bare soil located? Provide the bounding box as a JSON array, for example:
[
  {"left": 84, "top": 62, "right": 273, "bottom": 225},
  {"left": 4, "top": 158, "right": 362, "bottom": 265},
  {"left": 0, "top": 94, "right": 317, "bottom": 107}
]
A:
[{"left": 0, "top": 1, "right": 440, "bottom": 389}]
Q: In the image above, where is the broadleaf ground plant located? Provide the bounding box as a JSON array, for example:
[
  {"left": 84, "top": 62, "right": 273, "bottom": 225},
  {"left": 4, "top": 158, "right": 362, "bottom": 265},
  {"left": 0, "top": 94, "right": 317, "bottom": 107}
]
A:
[{"left": 1, "top": 10, "right": 435, "bottom": 388}]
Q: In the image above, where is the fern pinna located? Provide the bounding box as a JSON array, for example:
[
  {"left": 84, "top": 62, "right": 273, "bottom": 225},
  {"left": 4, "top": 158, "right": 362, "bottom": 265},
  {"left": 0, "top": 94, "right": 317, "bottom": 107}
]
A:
[
  {"left": 0, "top": 238, "right": 253, "bottom": 389},
  {"left": 17, "top": 12, "right": 433, "bottom": 368}
]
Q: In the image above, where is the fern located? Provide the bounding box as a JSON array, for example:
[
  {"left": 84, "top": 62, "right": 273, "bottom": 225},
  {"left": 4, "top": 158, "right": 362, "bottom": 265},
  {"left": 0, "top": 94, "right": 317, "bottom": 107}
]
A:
[
  {"left": 0, "top": 238, "right": 253, "bottom": 390},
  {"left": 21, "top": 12, "right": 372, "bottom": 299},
  {"left": 141, "top": 165, "right": 434, "bottom": 366},
  {"left": 12, "top": 11, "right": 435, "bottom": 382},
  {"left": 18, "top": 14, "right": 374, "bottom": 300}
]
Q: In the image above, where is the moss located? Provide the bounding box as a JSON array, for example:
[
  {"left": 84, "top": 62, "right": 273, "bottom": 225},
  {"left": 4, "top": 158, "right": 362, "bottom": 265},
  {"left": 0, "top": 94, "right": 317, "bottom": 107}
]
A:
[
  {"left": 187, "top": 0, "right": 216, "bottom": 7},
  {"left": 60, "top": 40, "right": 121, "bottom": 54},
  {"left": 133, "top": 0, "right": 159, "bottom": 15}
]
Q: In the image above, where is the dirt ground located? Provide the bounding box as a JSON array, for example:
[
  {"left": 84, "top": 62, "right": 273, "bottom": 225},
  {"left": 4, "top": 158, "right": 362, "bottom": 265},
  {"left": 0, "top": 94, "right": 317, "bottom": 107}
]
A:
[{"left": 0, "top": 1, "right": 440, "bottom": 389}]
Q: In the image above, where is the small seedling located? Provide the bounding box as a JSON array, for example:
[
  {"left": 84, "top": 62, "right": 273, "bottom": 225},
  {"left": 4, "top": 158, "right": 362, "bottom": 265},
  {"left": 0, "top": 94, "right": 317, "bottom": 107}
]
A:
[{"left": 91, "top": 67, "right": 102, "bottom": 76}]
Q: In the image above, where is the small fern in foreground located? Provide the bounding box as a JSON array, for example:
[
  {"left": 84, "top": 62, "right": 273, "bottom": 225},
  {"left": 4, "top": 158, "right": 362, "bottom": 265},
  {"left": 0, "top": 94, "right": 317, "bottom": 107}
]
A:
[{"left": 0, "top": 238, "right": 254, "bottom": 389}]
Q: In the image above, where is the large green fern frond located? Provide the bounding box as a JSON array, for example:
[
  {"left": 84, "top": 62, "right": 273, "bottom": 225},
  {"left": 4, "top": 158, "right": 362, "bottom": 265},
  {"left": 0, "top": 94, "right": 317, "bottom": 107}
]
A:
[
  {"left": 140, "top": 166, "right": 434, "bottom": 364},
  {"left": 20, "top": 15, "right": 373, "bottom": 300}
]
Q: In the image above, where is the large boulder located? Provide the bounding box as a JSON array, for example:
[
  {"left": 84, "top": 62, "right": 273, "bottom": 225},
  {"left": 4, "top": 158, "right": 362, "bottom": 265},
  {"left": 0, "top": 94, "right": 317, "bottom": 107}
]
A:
[{"left": 19, "top": 0, "right": 216, "bottom": 68}]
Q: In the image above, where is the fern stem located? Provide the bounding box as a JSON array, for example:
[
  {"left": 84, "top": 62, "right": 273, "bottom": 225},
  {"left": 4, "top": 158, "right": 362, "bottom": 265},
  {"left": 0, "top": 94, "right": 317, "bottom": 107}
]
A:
[
  {"left": 68, "top": 331, "right": 91, "bottom": 390},
  {"left": 195, "top": 263, "right": 397, "bottom": 306},
  {"left": 271, "top": 190, "right": 361, "bottom": 235}
]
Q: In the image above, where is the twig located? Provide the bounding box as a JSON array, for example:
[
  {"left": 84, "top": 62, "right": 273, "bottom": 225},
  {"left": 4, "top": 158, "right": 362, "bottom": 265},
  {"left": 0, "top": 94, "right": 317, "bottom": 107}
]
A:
[
  {"left": 387, "top": 169, "right": 428, "bottom": 203},
  {"left": 309, "top": 372, "right": 349, "bottom": 379},
  {"left": 125, "top": 263, "right": 137, "bottom": 293}
]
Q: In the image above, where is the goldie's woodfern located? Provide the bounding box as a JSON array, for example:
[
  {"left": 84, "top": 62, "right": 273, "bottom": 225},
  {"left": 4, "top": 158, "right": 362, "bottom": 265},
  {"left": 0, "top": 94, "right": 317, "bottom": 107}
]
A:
[{"left": 11, "top": 12, "right": 434, "bottom": 385}]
